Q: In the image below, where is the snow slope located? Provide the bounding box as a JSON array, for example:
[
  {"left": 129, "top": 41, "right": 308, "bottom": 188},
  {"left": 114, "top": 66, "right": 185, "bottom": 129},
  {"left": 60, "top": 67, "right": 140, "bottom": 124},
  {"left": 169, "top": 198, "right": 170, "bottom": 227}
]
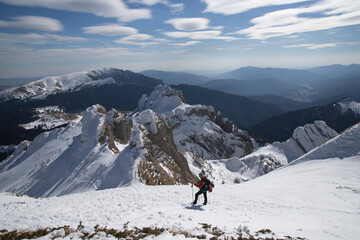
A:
[
  {"left": 1, "top": 122, "right": 359, "bottom": 239},
  {"left": 0, "top": 105, "right": 134, "bottom": 197},
  {"left": 0, "top": 155, "right": 359, "bottom": 240}
]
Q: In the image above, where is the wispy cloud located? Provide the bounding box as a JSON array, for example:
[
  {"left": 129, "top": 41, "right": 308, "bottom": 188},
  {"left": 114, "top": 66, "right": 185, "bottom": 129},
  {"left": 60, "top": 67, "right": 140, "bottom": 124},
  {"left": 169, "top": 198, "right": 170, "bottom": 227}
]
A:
[
  {"left": 0, "top": 46, "right": 143, "bottom": 64},
  {"left": 128, "top": 0, "right": 184, "bottom": 14},
  {"left": 114, "top": 34, "right": 168, "bottom": 46},
  {"left": 0, "top": 16, "right": 63, "bottom": 32},
  {"left": 164, "top": 18, "right": 237, "bottom": 42},
  {"left": 0, "top": 0, "right": 151, "bottom": 22},
  {"left": 165, "top": 18, "right": 210, "bottom": 31},
  {"left": 169, "top": 41, "right": 200, "bottom": 46},
  {"left": 236, "top": 0, "right": 360, "bottom": 39},
  {"left": 164, "top": 30, "right": 238, "bottom": 41},
  {"left": 0, "top": 32, "right": 87, "bottom": 46},
  {"left": 82, "top": 24, "right": 138, "bottom": 36},
  {"left": 284, "top": 41, "right": 360, "bottom": 49},
  {"left": 201, "top": 0, "right": 308, "bottom": 15},
  {"left": 284, "top": 43, "right": 337, "bottom": 49}
]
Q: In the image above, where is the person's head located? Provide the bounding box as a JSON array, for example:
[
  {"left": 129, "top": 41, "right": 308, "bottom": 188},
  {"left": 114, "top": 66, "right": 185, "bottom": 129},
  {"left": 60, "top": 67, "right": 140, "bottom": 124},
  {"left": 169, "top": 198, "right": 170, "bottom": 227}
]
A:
[{"left": 199, "top": 173, "right": 203, "bottom": 178}]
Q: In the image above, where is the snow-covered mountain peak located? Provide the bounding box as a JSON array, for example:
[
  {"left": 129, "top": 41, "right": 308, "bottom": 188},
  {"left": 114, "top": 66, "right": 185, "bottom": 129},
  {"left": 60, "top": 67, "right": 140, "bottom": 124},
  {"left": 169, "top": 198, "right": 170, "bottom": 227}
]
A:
[
  {"left": 0, "top": 68, "right": 162, "bottom": 103},
  {"left": 135, "top": 85, "right": 185, "bottom": 114},
  {"left": 0, "top": 70, "right": 92, "bottom": 102},
  {"left": 338, "top": 98, "right": 360, "bottom": 116}
]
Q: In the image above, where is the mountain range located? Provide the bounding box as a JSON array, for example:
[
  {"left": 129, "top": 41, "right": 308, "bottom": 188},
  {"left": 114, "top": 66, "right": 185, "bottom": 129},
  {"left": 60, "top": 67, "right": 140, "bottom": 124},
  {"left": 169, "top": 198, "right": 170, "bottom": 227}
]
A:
[
  {"left": 0, "top": 68, "right": 283, "bottom": 146},
  {"left": 0, "top": 84, "right": 344, "bottom": 197},
  {"left": 0, "top": 85, "right": 255, "bottom": 196},
  {"left": 141, "top": 64, "right": 360, "bottom": 102},
  {"left": 1, "top": 66, "right": 359, "bottom": 147}
]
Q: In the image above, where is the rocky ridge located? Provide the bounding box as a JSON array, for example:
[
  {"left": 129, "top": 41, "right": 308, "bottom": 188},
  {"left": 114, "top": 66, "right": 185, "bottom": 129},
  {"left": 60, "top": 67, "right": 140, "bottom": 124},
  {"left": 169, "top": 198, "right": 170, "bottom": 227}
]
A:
[
  {"left": 204, "top": 120, "right": 338, "bottom": 184},
  {"left": 0, "top": 85, "right": 254, "bottom": 197}
]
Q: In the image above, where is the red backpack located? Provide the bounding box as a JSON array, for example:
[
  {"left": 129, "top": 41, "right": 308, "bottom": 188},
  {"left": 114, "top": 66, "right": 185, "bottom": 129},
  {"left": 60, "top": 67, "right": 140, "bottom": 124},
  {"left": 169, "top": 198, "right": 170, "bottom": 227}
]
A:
[{"left": 205, "top": 178, "right": 215, "bottom": 192}]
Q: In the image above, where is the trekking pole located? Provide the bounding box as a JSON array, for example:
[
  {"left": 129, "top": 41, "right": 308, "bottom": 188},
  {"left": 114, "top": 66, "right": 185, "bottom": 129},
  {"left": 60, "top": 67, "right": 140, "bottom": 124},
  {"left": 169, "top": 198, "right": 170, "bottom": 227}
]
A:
[{"left": 191, "top": 184, "right": 194, "bottom": 202}]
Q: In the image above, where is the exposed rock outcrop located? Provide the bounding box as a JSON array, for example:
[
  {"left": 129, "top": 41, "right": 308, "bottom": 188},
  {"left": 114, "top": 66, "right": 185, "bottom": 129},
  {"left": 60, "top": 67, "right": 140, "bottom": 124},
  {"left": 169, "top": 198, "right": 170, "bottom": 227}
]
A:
[
  {"left": 273, "top": 120, "right": 338, "bottom": 162},
  {"left": 134, "top": 110, "right": 196, "bottom": 185}
]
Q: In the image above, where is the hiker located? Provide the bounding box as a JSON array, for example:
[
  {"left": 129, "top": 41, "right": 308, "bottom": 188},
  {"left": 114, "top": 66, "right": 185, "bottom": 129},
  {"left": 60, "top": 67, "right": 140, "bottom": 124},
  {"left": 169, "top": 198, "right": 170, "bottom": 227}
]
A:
[{"left": 192, "top": 172, "right": 208, "bottom": 205}]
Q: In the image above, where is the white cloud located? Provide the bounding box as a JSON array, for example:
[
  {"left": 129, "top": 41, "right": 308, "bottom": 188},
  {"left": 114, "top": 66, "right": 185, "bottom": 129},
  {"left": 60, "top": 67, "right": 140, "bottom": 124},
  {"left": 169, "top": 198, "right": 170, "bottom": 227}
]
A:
[
  {"left": 165, "top": 18, "right": 210, "bottom": 31},
  {"left": 169, "top": 41, "right": 200, "bottom": 46},
  {"left": 284, "top": 43, "right": 337, "bottom": 49},
  {"left": 0, "top": 32, "right": 87, "bottom": 46},
  {"left": 128, "top": 0, "right": 184, "bottom": 14},
  {"left": 164, "top": 30, "right": 239, "bottom": 41},
  {"left": 0, "top": 0, "right": 151, "bottom": 22},
  {"left": 0, "top": 46, "right": 143, "bottom": 64},
  {"left": 0, "top": 16, "right": 63, "bottom": 32},
  {"left": 45, "top": 34, "right": 88, "bottom": 42},
  {"left": 284, "top": 41, "right": 360, "bottom": 49},
  {"left": 120, "top": 34, "right": 153, "bottom": 41},
  {"left": 201, "top": 0, "right": 308, "bottom": 15},
  {"left": 114, "top": 34, "right": 168, "bottom": 46},
  {"left": 237, "top": 0, "right": 360, "bottom": 39},
  {"left": 82, "top": 24, "right": 138, "bottom": 36}
]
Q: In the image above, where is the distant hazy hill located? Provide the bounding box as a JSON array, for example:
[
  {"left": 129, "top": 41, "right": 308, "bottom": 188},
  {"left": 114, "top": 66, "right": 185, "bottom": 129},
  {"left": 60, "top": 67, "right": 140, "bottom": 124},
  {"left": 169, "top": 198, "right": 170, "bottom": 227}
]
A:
[
  {"left": 216, "top": 66, "right": 327, "bottom": 86},
  {"left": 312, "top": 76, "right": 360, "bottom": 101},
  {"left": 140, "top": 70, "right": 211, "bottom": 85},
  {"left": 199, "top": 66, "right": 328, "bottom": 100},
  {"left": 307, "top": 64, "right": 360, "bottom": 79},
  {"left": 248, "top": 94, "right": 350, "bottom": 112},
  {"left": 203, "top": 65, "right": 359, "bottom": 102},
  {"left": 173, "top": 84, "right": 282, "bottom": 128},
  {"left": 249, "top": 95, "right": 310, "bottom": 112},
  {"left": 250, "top": 98, "right": 360, "bottom": 142},
  {"left": 200, "top": 78, "right": 293, "bottom": 97}
]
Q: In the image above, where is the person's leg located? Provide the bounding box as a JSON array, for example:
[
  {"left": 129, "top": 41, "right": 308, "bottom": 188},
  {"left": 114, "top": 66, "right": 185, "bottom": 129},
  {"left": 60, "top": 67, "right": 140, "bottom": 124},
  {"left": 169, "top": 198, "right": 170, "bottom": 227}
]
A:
[
  {"left": 193, "top": 190, "right": 201, "bottom": 204},
  {"left": 203, "top": 191, "right": 207, "bottom": 205}
]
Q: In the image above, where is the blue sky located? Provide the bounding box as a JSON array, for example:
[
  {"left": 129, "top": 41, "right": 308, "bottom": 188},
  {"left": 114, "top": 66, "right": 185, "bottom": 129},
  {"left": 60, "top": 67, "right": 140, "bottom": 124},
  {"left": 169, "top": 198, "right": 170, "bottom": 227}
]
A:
[{"left": 0, "top": 0, "right": 359, "bottom": 78}]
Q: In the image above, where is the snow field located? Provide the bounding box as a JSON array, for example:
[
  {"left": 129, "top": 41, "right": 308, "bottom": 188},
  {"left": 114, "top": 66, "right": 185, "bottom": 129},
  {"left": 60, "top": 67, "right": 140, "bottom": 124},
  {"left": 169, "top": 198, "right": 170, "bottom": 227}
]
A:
[{"left": 1, "top": 156, "right": 359, "bottom": 239}]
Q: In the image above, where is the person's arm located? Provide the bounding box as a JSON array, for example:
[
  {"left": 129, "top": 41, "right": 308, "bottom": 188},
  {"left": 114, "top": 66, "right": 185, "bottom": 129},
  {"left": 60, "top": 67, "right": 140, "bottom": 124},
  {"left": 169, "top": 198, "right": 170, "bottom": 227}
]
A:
[
  {"left": 195, "top": 179, "right": 204, "bottom": 188},
  {"left": 195, "top": 180, "right": 201, "bottom": 188}
]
